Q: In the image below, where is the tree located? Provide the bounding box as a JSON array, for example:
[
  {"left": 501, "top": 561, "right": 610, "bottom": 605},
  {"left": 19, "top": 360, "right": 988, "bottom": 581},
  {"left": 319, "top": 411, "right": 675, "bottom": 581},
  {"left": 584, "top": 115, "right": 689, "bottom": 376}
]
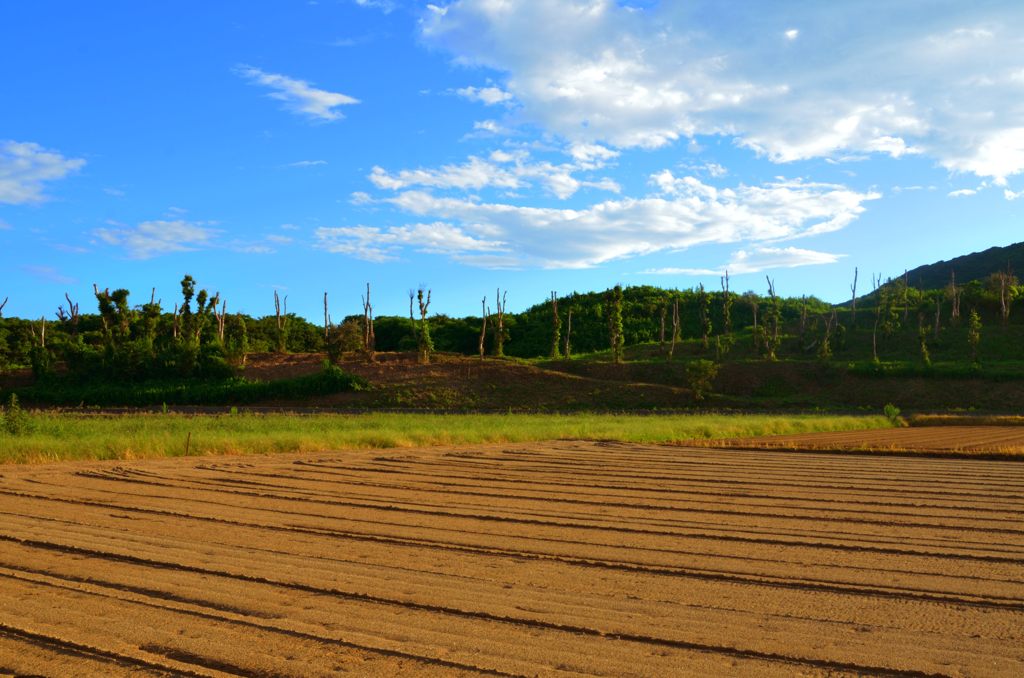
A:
[
  {"left": 818, "top": 310, "right": 837, "bottom": 361},
  {"left": 607, "top": 284, "right": 624, "bottom": 363},
  {"left": 849, "top": 267, "right": 858, "bottom": 326},
  {"left": 416, "top": 287, "right": 433, "bottom": 364},
  {"left": 697, "top": 283, "right": 711, "bottom": 350},
  {"left": 968, "top": 308, "right": 982, "bottom": 363},
  {"left": 989, "top": 267, "right": 1017, "bottom": 326},
  {"left": 361, "top": 283, "right": 376, "bottom": 360},
  {"left": 742, "top": 291, "right": 759, "bottom": 348},
  {"left": 947, "top": 270, "right": 961, "bottom": 325},
  {"left": 563, "top": 293, "right": 575, "bottom": 359},
  {"left": 478, "top": 296, "right": 488, "bottom": 360},
  {"left": 685, "top": 359, "right": 719, "bottom": 403},
  {"left": 668, "top": 294, "right": 680, "bottom": 360},
  {"left": 492, "top": 288, "right": 508, "bottom": 357},
  {"left": 720, "top": 271, "right": 732, "bottom": 337},
  {"left": 549, "top": 291, "right": 562, "bottom": 359},
  {"left": 763, "top": 277, "right": 781, "bottom": 361},
  {"left": 273, "top": 290, "right": 289, "bottom": 353}
]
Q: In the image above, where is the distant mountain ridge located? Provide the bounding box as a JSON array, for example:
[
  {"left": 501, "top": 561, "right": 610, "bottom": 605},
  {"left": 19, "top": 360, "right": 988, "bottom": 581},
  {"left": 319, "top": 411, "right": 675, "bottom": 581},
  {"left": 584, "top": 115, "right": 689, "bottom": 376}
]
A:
[{"left": 899, "top": 241, "right": 1024, "bottom": 290}]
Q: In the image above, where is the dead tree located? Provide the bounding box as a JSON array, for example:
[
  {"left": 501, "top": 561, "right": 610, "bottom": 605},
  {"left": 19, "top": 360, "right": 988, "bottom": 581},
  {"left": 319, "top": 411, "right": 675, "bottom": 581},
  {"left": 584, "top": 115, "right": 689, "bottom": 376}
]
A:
[
  {"left": 902, "top": 269, "right": 910, "bottom": 325},
  {"left": 214, "top": 299, "right": 228, "bottom": 343},
  {"left": 56, "top": 293, "right": 81, "bottom": 336},
  {"left": 0, "top": 297, "right": 7, "bottom": 317},
  {"left": 478, "top": 297, "right": 488, "bottom": 360},
  {"left": 361, "top": 283, "right": 375, "bottom": 359},
  {"left": 721, "top": 270, "right": 732, "bottom": 336},
  {"left": 994, "top": 265, "right": 1015, "bottom": 326},
  {"left": 799, "top": 296, "right": 808, "bottom": 343},
  {"left": 948, "top": 271, "right": 961, "bottom": 324},
  {"left": 550, "top": 291, "right": 561, "bottom": 359},
  {"left": 933, "top": 293, "right": 942, "bottom": 340},
  {"left": 493, "top": 288, "right": 508, "bottom": 357},
  {"left": 172, "top": 303, "right": 181, "bottom": 339},
  {"left": 849, "top": 267, "right": 858, "bottom": 326},
  {"left": 764, "top": 277, "right": 781, "bottom": 361},
  {"left": 273, "top": 290, "right": 289, "bottom": 353},
  {"left": 323, "top": 292, "right": 330, "bottom": 341},
  {"left": 659, "top": 305, "right": 667, "bottom": 347},
  {"left": 30, "top": 316, "right": 47, "bottom": 348},
  {"left": 668, "top": 295, "right": 680, "bottom": 360},
  {"left": 563, "top": 303, "right": 573, "bottom": 358},
  {"left": 872, "top": 275, "right": 882, "bottom": 362}
]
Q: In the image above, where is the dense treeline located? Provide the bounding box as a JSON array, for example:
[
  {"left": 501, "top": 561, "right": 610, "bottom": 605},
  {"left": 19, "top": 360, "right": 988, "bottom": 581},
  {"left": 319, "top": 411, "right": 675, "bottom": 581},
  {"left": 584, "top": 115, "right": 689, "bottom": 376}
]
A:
[{"left": 2, "top": 272, "right": 1023, "bottom": 378}]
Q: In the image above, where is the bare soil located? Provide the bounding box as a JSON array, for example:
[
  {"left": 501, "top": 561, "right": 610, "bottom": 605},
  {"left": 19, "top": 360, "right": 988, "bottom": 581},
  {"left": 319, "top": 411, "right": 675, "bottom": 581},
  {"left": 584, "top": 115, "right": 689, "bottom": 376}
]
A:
[{"left": 0, "top": 433, "right": 1021, "bottom": 676}]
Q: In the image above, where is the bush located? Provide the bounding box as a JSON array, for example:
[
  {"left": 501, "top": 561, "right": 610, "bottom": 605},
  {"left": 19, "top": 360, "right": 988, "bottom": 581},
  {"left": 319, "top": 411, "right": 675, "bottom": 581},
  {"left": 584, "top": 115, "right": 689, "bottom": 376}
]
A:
[
  {"left": 883, "top": 403, "right": 905, "bottom": 427},
  {"left": 685, "top": 359, "right": 720, "bottom": 402},
  {"left": 2, "top": 393, "right": 30, "bottom": 435}
]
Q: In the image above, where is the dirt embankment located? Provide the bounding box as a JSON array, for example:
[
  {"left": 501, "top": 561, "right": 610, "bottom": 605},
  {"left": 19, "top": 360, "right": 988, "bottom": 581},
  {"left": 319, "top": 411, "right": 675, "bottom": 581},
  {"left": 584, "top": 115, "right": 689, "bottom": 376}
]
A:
[{"left": 0, "top": 437, "right": 1021, "bottom": 676}]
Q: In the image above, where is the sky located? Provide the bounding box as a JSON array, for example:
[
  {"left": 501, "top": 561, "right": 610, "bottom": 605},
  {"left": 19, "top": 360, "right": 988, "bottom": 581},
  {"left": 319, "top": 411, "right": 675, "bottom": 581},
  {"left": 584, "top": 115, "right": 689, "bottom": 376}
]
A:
[{"left": 2, "top": 0, "right": 1023, "bottom": 320}]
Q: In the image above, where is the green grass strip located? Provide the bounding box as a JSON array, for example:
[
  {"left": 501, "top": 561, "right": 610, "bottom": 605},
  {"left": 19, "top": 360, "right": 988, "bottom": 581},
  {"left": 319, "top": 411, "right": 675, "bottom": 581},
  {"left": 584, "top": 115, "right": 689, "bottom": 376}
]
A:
[{"left": 0, "top": 412, "right": 891, "bottom": 464}]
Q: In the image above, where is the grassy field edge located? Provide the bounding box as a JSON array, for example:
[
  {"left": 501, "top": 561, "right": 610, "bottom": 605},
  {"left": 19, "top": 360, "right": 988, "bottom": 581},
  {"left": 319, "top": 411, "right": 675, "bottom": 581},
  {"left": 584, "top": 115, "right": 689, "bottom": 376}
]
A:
[{"left": 0, "top": 412, "right": 892, "bottom": 465}]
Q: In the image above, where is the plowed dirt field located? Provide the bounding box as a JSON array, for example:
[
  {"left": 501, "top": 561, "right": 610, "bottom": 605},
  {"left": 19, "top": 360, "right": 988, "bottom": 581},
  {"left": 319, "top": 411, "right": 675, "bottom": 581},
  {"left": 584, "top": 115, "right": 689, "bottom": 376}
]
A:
[{"left": 0, "top": 437, "right": 1021, "bottom": 676}]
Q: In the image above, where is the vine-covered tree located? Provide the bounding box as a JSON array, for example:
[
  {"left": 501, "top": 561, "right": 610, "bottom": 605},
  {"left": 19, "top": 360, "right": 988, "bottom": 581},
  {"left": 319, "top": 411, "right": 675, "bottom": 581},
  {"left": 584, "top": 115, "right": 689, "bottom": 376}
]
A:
[
  {"left": 549, "top": 291, "right": 561, "bottom": 359},
  {"left": 273, "top": 290, "right": 289, "bottom": 353},
  {"left": 968, "top": 308, "right": 982, "bottom": 363},
  {"left": 697, "top": 283, "right": 711, "bottom": 350},
  {"left": 720, "top": 271, "right": 732, "bottom": 337},
  {"left": 478, "top": 296, "right": 488, "bottom": 360},
  {"left": 607, "top": 284, "right": 624, "bottom": 363},
  {"left": 763, "top": 278, "right": 781, "bottom": 361},
  {"left": 416, "top": 287, "right": 433, "bottom": 364}
]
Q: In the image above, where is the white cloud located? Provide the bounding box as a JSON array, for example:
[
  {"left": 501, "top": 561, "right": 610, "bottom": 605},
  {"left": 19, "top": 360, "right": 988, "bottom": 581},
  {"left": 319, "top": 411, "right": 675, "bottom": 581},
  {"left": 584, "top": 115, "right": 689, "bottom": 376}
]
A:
[
  {"left": 642, "top": 246, "right": 843, "bottom": 276},
  {"left": 236, "top": 65, "right": 359, "bottom": 121},
  {"left": 369, "top": 150, "right": 620, "bottom": 199},
  {"left": 421, "top": 1, "right": 1024, "bottom": 182},
  {"left": 286, "top": 160, "right": 328, "bottom": 167},
  {"left": 456, "top": 85, "right": 514, "bottom": 105},
  {"left": 0, "top": 141, "right": 85, "bottom": 204},
  {"left": 103, "top": 187, "right": 126, "bottom": 197},
  {"left": 1004, "top": 188, "right": 1024, "bottom": 201},
  {"left": 94, "top": 220, "right": 218, "bottom": 259},
  {"left": 947, "top": 188, "right": 977, "bottom": 198},
  {"left": 471, "top": 119, "right": 507, "bottom": 135},
  {"left": 353, "top": 0, "right": 395, "bottom": 12},
  {"left": 356, "top": 173, "right": 877, "bottom": 268},
  {"left": 266, "top": 234, "right": 294, "bottom": 244},
  {"left": 315, "top": 222, "right": 506, "bottom": 263}
]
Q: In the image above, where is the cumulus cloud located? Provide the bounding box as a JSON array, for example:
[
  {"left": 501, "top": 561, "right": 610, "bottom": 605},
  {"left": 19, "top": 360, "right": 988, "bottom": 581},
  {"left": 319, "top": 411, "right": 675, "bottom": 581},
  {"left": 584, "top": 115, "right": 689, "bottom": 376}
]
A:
[
  {"left": 947, "top": 188, "right": 977, "bottom": 198},
  {"left": 456, "top": 85, "right": 514, "bottom": 105},
  {"left": 94, "top": 220, "right": 218, "bottom": 259},
  {"left": 420, "top": 1, "right": 1024, "bottom": 182},
  {"left": 286, "top": 160, "right": 327, "bottom": 168},
  {"left": 315, "top": 222, "right": 506, "bottom": 263},
  {"left": 369, "top": 150, "right": 620, "bottom": 199},
  {"left": 642, "top": 246, "right": 843, "bottom": 276},
  {"left": 345, "top": 173, "right": 878, "bottom": 268},
  {"left": 236, "top": 65, "right": 359, "bottom": 121},
  {"left": 0, "top": 141, "right": 85, "bottom": 204}
]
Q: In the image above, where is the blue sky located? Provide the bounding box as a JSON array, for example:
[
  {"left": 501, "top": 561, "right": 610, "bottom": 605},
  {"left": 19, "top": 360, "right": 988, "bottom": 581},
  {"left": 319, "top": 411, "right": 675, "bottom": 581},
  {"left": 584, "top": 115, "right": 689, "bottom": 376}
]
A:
[{"left": 2, "top": 0, "right": 1023, "bottom": 320}]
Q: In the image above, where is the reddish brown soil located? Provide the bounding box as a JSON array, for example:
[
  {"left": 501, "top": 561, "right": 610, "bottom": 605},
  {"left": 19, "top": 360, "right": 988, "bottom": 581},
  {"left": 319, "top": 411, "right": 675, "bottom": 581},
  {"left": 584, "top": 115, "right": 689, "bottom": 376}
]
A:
[
  {"left": 707, "top": 425, "right": 1024, "bottom": 455},
  {"left": 0, "top": 440, "right": 1021, "bottom": 675}
]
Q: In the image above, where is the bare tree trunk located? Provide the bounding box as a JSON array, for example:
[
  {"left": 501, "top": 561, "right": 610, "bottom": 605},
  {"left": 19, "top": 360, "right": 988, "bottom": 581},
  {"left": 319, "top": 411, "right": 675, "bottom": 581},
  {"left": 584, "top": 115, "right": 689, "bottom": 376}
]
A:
[
  {"left": 493, "top": 288, "right": 507, "bottom": 357},
  {"left": 0, "top": 297, "right": 7, "bottom": 317},
  {"left": 850, "top": 267, "right": 858, "bottom": 325},
  {"left": 274, "top": 291, "right": 288, "bottom": 353},
  {"left": 563, "top": 307, "right": 573, "bottom": 358},
  {"left": 215, "top": 300, "right": 227, "bottom": 343},
  {"left": 479, "top": 297, "right": 488, "bottom": 360},
  {"left": 361, "top": 283, "right": 375, "bottom": 360},
  {"left": 173, "top": 303, "right": 180, "bottom": 339},
  {"left": 949, "top": 271, "right": 961, "bottom": 324},
  {"left": 933, "top": 294, "right": 941, "bottom": 340},
  {"left": 659, "top": 306, "right": 666, "bottom": 347},
  {"left": 903, "top": 269, "right": 909, "bottom": 324},
  {"left": 323, "top": 292, "right": 329, "bottom": 341},
  {"left": 668, "top": 297, "right": 680, "bottom": 360}
]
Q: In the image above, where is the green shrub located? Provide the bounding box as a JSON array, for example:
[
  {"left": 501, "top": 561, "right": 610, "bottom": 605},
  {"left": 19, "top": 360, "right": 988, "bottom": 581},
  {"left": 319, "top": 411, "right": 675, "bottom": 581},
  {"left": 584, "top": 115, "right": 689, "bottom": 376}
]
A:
[
  {"left": 685, "top": 359, "right": 720, "bottom": 402},
  {"left": 883, "top": 403, "right": 904, "bottom": 426},
  {"left": 2, "top": 393, "right": 30, "bottom": 435}
]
